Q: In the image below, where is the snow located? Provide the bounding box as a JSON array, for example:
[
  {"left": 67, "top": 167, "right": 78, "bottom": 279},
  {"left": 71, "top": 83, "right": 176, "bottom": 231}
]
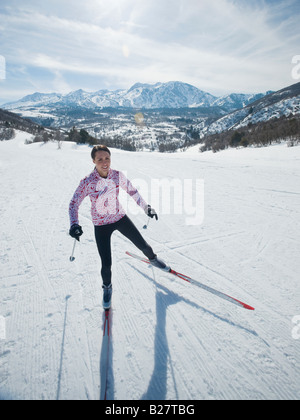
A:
[
  {"left": 2, "top": 82, "right": 217, "bottom": 111},
  {"left": 0, "top": 131, "right": 299, "bottom": 400}
]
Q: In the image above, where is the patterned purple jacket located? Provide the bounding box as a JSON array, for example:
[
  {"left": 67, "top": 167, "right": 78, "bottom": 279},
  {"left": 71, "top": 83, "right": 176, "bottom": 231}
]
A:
[{"left": 69, "top": 168, "right": 147, "bottom": 226}]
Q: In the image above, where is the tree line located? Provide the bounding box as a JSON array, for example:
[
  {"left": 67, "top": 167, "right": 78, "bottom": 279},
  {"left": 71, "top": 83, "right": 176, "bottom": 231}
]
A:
[
  {"left": 67, "top": 127, "right": 137, "bottom": 151},
  {"left": 199, "top": 115, "right": 300, "bottom": 153}
]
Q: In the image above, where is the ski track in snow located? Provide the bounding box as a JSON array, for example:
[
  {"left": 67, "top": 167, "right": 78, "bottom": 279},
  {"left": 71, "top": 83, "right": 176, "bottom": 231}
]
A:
[{"left": 0, "top": 132, "right": 299, "bottom": 400}]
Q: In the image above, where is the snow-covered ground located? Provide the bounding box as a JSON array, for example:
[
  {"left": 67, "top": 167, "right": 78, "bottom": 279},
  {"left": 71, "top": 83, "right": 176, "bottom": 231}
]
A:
[{"left": 0, "top": 131, "right": 299, "bottom": 400}]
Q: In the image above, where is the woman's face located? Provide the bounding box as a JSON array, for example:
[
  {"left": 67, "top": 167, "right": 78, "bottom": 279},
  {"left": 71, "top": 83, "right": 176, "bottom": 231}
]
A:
[{"left": 93, "top": 150, "right": 111, "bottom": 178}]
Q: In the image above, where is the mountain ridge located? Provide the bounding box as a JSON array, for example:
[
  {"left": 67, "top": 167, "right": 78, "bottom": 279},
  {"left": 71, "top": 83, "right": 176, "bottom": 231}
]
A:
[
  {"left": 201, "top": 81, "right": 300, "bottom": 136},
  {"left": 3, "top": 81, "right": 268, "bottom": 112}
]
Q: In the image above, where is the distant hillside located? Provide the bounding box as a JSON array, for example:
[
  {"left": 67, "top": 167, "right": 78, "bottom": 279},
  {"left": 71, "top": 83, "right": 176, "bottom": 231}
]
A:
[
  {"left": 0, "top": 108, "right": 44, "bottom": 135},
  {"left": 198, "top": 114, "right": 300, "bottom": 153},
  {"left": 200, "top": 82, "right": 300, "bottom": 136},
  {"left": 0, "top": 108, "right": 66, "bottom": 144}
]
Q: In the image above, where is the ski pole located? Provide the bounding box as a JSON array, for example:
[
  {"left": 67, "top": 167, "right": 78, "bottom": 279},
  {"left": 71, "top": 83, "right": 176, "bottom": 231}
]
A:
[
  {"left": 143, "top": 218, "right": 151, "bottom": 230},
  {"left": 69, "top": 239, "right": 77, "bottom": 262}
]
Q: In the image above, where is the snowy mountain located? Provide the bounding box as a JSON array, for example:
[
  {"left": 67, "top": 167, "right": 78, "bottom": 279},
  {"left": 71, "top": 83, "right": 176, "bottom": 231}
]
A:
[
  {"left": 213, "top": 92, "right": 271, "bottom": 112},
  {"left": 3, "top": 81, "right": 262, "bottom": 112},
  {"left": 17, "top": 92, "right": 63, "bottom": 105},
  {"left": 122, "top": 82, "right": 217, "bottom": 108},
  {"left": 201, "top": 82, "right": 300, "bottom": 136}
]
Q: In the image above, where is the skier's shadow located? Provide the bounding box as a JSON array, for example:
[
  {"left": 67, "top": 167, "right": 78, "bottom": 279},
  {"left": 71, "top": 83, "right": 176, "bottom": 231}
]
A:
[
  {"left": 141, "top": 280, "right": 182, "bottom": 400},
  {"left": 129, "top": 265, "right": 258, "bottom": 400}
]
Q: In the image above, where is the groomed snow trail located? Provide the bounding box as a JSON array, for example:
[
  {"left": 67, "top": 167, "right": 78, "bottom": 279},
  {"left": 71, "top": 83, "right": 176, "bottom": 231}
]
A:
[{"left": 0, "top": 132, "right": 299, "bottom": 400}]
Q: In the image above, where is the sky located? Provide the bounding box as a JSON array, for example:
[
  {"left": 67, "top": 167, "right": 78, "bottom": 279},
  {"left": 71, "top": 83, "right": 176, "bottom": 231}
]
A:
[{"left": 0, "top": 0, "right": 300, "bottom": 104}]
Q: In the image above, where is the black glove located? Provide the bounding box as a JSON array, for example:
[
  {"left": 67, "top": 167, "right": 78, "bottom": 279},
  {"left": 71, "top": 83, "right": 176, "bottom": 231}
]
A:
[
  {"left": 69, "top": 224, "right": 83, "bottom": 241},
  {"left": 145, "top": 205, "right": 158, "bottom": 221}
]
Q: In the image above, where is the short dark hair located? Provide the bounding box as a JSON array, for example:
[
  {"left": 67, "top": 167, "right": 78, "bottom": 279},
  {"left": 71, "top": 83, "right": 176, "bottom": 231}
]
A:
[{"left": 91, "top": 145, "right": 111, "bottom": 160}]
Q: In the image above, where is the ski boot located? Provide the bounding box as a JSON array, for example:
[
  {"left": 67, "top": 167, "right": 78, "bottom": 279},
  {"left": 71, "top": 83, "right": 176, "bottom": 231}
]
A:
[
  {"left": 149, "top": 256, "right": 171, "bottom": 272},
  {"left": 102, "top": 283, "right": 112, "bottom": 310}
]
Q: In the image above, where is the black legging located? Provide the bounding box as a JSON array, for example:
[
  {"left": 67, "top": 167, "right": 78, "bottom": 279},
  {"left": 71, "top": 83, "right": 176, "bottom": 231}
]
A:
[{"left": 94, "top": 215, "right": 156, "bottom": 286}]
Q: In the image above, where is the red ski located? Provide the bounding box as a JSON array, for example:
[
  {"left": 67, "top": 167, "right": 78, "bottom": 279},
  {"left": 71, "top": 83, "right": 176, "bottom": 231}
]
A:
[{"left": 126, "top": 251, "right": 255, "bottom": 311}]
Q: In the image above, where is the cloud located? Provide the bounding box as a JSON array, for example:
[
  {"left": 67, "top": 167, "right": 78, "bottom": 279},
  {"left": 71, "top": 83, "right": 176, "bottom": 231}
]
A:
[{"left": 0, "top": 0, "right": 299, "bottom": 102}]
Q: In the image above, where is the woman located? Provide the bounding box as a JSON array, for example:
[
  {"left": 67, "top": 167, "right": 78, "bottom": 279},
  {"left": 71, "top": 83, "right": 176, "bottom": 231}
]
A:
[{"left": 69, "top": 145, "right": 170, "bottom": 309}]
